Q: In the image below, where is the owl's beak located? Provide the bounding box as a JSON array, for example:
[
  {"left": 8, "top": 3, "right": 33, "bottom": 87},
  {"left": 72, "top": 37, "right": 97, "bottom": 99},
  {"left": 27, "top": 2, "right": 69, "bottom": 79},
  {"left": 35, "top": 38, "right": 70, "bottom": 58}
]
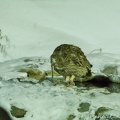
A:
[
  {"left": 51, "top": 58, "right": 56, "bottom": 64},
  {"left": 50, "top": 56, "right": 55, "bottom": 64}
]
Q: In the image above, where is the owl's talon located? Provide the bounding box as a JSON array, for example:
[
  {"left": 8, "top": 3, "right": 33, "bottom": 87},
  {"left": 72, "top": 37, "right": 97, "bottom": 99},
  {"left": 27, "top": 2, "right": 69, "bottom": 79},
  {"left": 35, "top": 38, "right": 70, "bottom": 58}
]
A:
[
  {"left": 64, "top": 75, "right": 76, "bottom": 87},
  {"left": 65, "top": 82, "right": 70, "bottom": 87},
  {"left": 70, "top": 81, "right": 75, "bottom": 86}
]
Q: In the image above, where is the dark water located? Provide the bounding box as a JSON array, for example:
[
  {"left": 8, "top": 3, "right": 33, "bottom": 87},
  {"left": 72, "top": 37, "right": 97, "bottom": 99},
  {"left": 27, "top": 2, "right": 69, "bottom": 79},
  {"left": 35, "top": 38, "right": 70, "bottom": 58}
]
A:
[
  {"left": 75, "top": 75, "right": 120, "bottom": 93},
  {"left": 0, "top": 107, "right": 12, "bottom": 120}
]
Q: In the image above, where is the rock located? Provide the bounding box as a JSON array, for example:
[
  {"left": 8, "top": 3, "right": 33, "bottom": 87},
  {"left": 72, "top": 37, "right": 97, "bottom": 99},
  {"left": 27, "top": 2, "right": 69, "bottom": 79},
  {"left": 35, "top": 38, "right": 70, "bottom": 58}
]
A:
[
  {"left": 77, "top": 102, "right": 90, "bottom": 112},
  {"left": 0, "top": 107, "right": 12, "bottom": 120},
  {"left": 95, "top": 115, "right": 120, "bottom": 120},
  {"left": 90, "top": 92, "right": 96, "bottom": 97},
  {"left": 95, "top": 107, "right": 110, "bottom": 116},
  {"left": 10, "top": 106, "right": 27, "bottom": 118},
  {"left": 107, "top": 83, "right": 120, "bottom": 93},
  {"left": 101, "top": 66, "right": 118, "bottom": 75},
  {"left": 24, "top": 59, "right": 33, "bottom": 62},
  {"left": 45, "top": 70, "right": 60, "bottom": 76},
  {"left": 19, "top": 68, "right": 45, "bottom": 81},
  {"left": 67, "top": 115, "right": 76, "bottom": 120}
]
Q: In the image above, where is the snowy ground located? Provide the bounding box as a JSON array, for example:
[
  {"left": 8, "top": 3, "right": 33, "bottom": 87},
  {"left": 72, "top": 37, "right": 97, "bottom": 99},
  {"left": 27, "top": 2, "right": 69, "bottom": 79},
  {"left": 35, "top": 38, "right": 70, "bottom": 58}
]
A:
[
  {"left": 0, "top": 0, "right": 120, "bottom": 120},
  {"left": 0, "top": 55, "right": 120, "bottom": 120}
]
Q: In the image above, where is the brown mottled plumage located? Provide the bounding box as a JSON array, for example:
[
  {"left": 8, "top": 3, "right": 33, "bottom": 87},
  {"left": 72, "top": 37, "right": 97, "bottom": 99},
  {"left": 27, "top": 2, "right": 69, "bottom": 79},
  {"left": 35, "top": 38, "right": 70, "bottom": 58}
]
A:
[{"left": 50, "top": 44, "right": 92, "bottom": 85}]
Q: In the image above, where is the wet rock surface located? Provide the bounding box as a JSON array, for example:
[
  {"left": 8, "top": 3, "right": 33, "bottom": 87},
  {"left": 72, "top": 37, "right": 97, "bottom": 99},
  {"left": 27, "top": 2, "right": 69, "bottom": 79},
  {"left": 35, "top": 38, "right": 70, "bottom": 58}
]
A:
[{"left": 75, "top": 75, "right": 120, "bottom": 93}]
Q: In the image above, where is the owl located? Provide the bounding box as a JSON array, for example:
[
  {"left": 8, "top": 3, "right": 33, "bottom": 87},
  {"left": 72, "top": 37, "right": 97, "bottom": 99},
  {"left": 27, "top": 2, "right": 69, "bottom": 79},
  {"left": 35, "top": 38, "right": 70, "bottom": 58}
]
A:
[{"left": 50, "top": 44, "right": 92, "bottom": 86}]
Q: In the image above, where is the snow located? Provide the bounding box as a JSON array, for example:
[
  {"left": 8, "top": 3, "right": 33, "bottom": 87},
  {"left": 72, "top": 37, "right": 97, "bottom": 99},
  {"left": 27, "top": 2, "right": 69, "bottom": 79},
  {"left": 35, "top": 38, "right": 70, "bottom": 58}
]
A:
[
  {"left": 0, "top": 55, "right": 120, "bottom": 120},
  {"left": 0, "top": 0, "right": 120, "bottom": 120},
  {"left": 1, "top": 0, "right": 120, "bottom": 61}
]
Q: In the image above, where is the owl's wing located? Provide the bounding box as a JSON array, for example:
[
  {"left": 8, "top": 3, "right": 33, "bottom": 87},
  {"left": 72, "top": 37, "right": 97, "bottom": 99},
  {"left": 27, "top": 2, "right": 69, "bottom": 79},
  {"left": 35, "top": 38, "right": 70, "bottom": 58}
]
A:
[{"left": 71, "top": 55, "right": 85, "bottom": 67}]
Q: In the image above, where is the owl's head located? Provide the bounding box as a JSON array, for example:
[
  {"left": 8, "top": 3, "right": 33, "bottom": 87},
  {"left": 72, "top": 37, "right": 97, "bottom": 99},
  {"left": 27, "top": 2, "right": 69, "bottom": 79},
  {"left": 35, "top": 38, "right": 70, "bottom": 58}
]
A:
[{"left": 50, "top": 44, "right": 72, "bottom": 67}]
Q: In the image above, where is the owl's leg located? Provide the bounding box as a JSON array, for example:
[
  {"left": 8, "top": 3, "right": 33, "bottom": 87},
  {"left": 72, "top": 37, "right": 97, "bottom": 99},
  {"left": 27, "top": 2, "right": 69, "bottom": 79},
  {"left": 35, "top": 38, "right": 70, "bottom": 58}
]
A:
[
  {"left": 66, "top": 76, "right": 70, "bottom": 82},
  {"left": 70, "top": 75, "right": 75, "bottom": 86},
  {"left": 65, "top": 76, "right": 70, "bottom": 86}
]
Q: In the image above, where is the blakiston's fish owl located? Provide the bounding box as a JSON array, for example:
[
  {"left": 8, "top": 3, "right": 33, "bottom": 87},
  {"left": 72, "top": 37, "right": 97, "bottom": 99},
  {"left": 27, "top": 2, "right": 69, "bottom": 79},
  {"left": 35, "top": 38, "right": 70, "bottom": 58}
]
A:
[{"left": 50, "top": 44, "right": 92, "bottom": 86}]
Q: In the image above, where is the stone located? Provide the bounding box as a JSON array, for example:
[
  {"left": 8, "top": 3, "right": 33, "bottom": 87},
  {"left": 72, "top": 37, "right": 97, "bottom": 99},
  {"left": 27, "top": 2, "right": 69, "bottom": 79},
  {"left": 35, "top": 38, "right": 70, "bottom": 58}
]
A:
[
  {"left": 101, "top": 66, "right": 118, "bottom": 75},
  {"left": 10, "top": 106, "right": 27, "bottom": 118},
  {"left": 19, "top": 68, "right": 45, "bottom": 81},
  {"left": 77, "top": 102, "right": 90, "bottom": 112},
  {"left": 67, "top": 115, "right": 76, "bottom": 120},
  {"left": 45, "top": 70, "right": 60, "bottom": 76},
  {"left": 95, "top": 107, "right": 110, "bottom": 116}
]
